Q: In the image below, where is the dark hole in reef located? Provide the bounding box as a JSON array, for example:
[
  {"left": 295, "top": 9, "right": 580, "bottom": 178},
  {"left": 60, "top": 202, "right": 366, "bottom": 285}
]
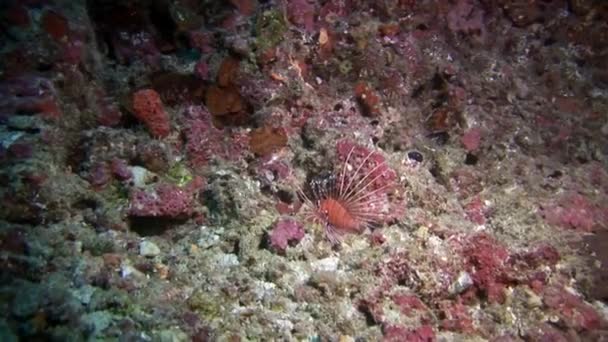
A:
[
  {"left": 334, "top": 103, "right": 343, "bottom": 111},
  {"left": 66, "top": 137, "right": 87, "bottom": 172},
  {"left": 8, "top": 126, "right": 40, "bottom": 135},
  {"left": 277, "top": 189, "right": 294, "bottom": 204},
  {"left": 201, "top": 189, "right": 237, "bottom": 223},
  {"left": 149, "top": 0, "right": 177, "bottom": 49},
  {"left": 547, "top": 170, "right": 562, "bottom": 179},
  {"left": 244, "top": 154, "right": 256, "bottom": 164},
  {"left": 583, "top": 231, "right": 608, "bottom": 303},
  {"left": 372, "top": 136, "right": 379, "bottom": 144},
  {"left": 429, "top": 163, "right": 444, "bottom": 186},
  {"left": 431, "top": 72, "right": 446, "bottom": 90},
  {"left": 134, "top": 261, "right": 155, "bottom": 275},
  {"left": 14, "top": 108, "right": 39, "bottom": 116},
  {"left": 36, "top": 62, "right": 54, "bottom": 72},
  {"left": 428, "top": 131, "right": 449, "bottom": 145},
  {"left": 543, "top": 37, "right": 556, "bottom": 46},
  {"left": 72, "top": 198, "right": 99, "bottom": 210},
  {"left": 90, "top": 269, "right": 115, "bottom": 289},
  {"left": 175, "top": 32, "right": 191, "bottom": 50},
  {"left": 259, "top": 184, "right": 273, "bottom": 196},
  {"left": 122, "top": 109, "right": 142, "bottom": 130},
  {"left": 259, "top": 232, "right": 271, "bottom": 250},
  {"left": 358, "top": 304, "right": 379, "bottom": 326},
  {"left": 4, "top": 204, "right": 41, "bottom": 225},
  {"left": 300, "top": 126, "right": 316, "bottom": 150},
  {"left": 370, "top": 120, "right": 379, "bottom": 126},
  {"left": 397, "top": 277, "right": 409, "bottom": 286},
  {"left": 411, "top": 84, "right": 425, "bottom": 98},
  {"left": 464, "top": 153, "right": 478, "bottom": 165},
  {"left": 407, "top": 151, "right": 424, "bottom": 163},
  {"left": 129, "top": 216, "right": 187, "bottom": 237},
  {"left": 231, "top": 239, "right": 240, "bottom": 255},
  {"left": 392, "top": 143, "right": 404, "bottom": 152},
  {"left": 431, "top": 93, "right": 449, "bottom": 108}
]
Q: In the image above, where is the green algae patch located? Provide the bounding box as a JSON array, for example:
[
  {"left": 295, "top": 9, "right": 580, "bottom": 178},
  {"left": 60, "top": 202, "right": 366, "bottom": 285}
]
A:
[{"left": 255, "top": 10, "right": 287, "bottom": 53}]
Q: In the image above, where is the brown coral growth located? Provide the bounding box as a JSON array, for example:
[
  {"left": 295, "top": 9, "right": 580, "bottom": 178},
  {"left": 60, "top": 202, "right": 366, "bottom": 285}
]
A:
[
  {"left": 218, "top": 56, "right": 240, "bottom": 87},
  {"left": 205, "top": 85, "right": 244, "bottom": 116},
  {"left": 248, "top": 126, "right": 288, "bottom": 156},
  {"left": 204, "top": 56, "right": 251, "bottom": 127},
  {"left": 355, "top": 82, "right": 381, "bottom": 117},
  {"left": 150, "top": 72, "right": 205, "bottom": 106}
]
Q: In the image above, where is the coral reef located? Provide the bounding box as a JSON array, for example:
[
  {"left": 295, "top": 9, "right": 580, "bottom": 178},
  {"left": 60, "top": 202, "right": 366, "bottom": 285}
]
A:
[{"left": 1, "top": 0, "right": 608, "bottom": 340}]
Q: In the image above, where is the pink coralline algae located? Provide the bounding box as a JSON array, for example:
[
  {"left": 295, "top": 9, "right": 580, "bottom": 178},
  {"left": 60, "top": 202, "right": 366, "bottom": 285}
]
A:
[
  {"left": 540, "top": 192, "right": 606, "bottom": 232},
  {"left": 464, "top": 196, "right": 488, "bottom": 225},
  {"left": 132, "top": 89, "right": 171, "bottom": 138},
  {"left": 446, "top": 0, "right": 486, "bottom": 38},
  {"left": 129, "top": 178, "right": 203, "bottom": 218},
  {"left": 319, "top": 0, "right": 349, "bottom": 25},
  {"left": 88, "top": 162, "right": 112, "bottom": 188},
  {"left": 448, "top": 234, "right": 562, "bottom": 304},
  {"left": 40, "top": 9, "right": 85, "bottom": 66},
  {"left": 542, "top": 285, "right": 604, "bottom": 331},
  {"left": 395, "top": 33, "right": 427, "bottom": 81},
  {"left": 449, "top": 168, "right": 483, "bottom": 200},
  {"left": 189, "top": 31, "right": 214, "bottom": 53},
  {"left": 459, "top": 233, "right": 511, "bottom": 303},
  {"left": 461, "top": 127, "right": 482, "bottom": 152},
  {"left": 439, "top": 299, "right": 475, "bottom": 333},
  {"left": 0, "top": 74, "right": 62, "bottom": 121},
  {"left": 110, "top": 158, "right": 132, "bottom": 181},
  {"left": 59, "top": 32, "right": 85, "bottom": 65},
  {"left": 182, "top": 106, "right": 248, "bottom": 167},
  {"left": 286, "top": 0, "right": 316, "bottom": 32},
  {"left": 390, "top": 293, "right": 427, "bottom": 316},
  {"left": 194, "top": 59, "right": 210, "bottom": 80},
  {"left": 382, "top": 324, "right": 435, "bottom": 342},
  {"left": 252, "top": 154, "right": 292, "bottom": 187},
  {"left": 374, "top": 252, "right": 411, "bottom": 285},
  {"left": 513, "top": 244, "right": 560, "bottom": 269},
  {"left": 268, "top": 218, "right": 305, "bottom": 253},
  {"left": 93, "top": 87, "right": 123, "bottom": 127}
]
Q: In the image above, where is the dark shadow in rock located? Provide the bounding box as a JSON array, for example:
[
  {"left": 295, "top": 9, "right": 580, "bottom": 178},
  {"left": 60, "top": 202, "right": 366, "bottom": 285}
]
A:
[
  {"left": 583, "top": 231, "right": 608, "bottom": 303},
  {"left": 129, "top": 216, "right": 186, "bottom": 237}
]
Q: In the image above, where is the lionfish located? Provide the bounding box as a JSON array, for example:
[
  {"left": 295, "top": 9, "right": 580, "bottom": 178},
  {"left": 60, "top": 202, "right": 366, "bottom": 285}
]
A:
[{"left": 297, "top": 144, "right": 395, "bottom": 244}]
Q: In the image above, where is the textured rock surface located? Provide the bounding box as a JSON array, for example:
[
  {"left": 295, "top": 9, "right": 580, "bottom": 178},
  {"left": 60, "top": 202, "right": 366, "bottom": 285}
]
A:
[{"left": 0, "top": 0, "right": 607, "bottom": 340}]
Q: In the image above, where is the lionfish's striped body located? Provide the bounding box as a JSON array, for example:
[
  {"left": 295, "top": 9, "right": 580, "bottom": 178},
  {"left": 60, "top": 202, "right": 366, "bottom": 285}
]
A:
[{"left": 298, "top": 143, "right": 395, "bottom": 244}]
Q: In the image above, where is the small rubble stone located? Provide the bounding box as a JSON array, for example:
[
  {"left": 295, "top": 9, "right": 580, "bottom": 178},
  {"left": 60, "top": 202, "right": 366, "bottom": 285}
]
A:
[
  {"left": 120, "top": 264, "right": 142, "bottom": 279},
  {"left": 450, "top": 271, "right": 474, "bottom": 295},
  {"left": 139, "top": 240, "right": 161, "bottom": 257},
  {"left": 311, "top": 257, "right": 340, "bottom": 273}
]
